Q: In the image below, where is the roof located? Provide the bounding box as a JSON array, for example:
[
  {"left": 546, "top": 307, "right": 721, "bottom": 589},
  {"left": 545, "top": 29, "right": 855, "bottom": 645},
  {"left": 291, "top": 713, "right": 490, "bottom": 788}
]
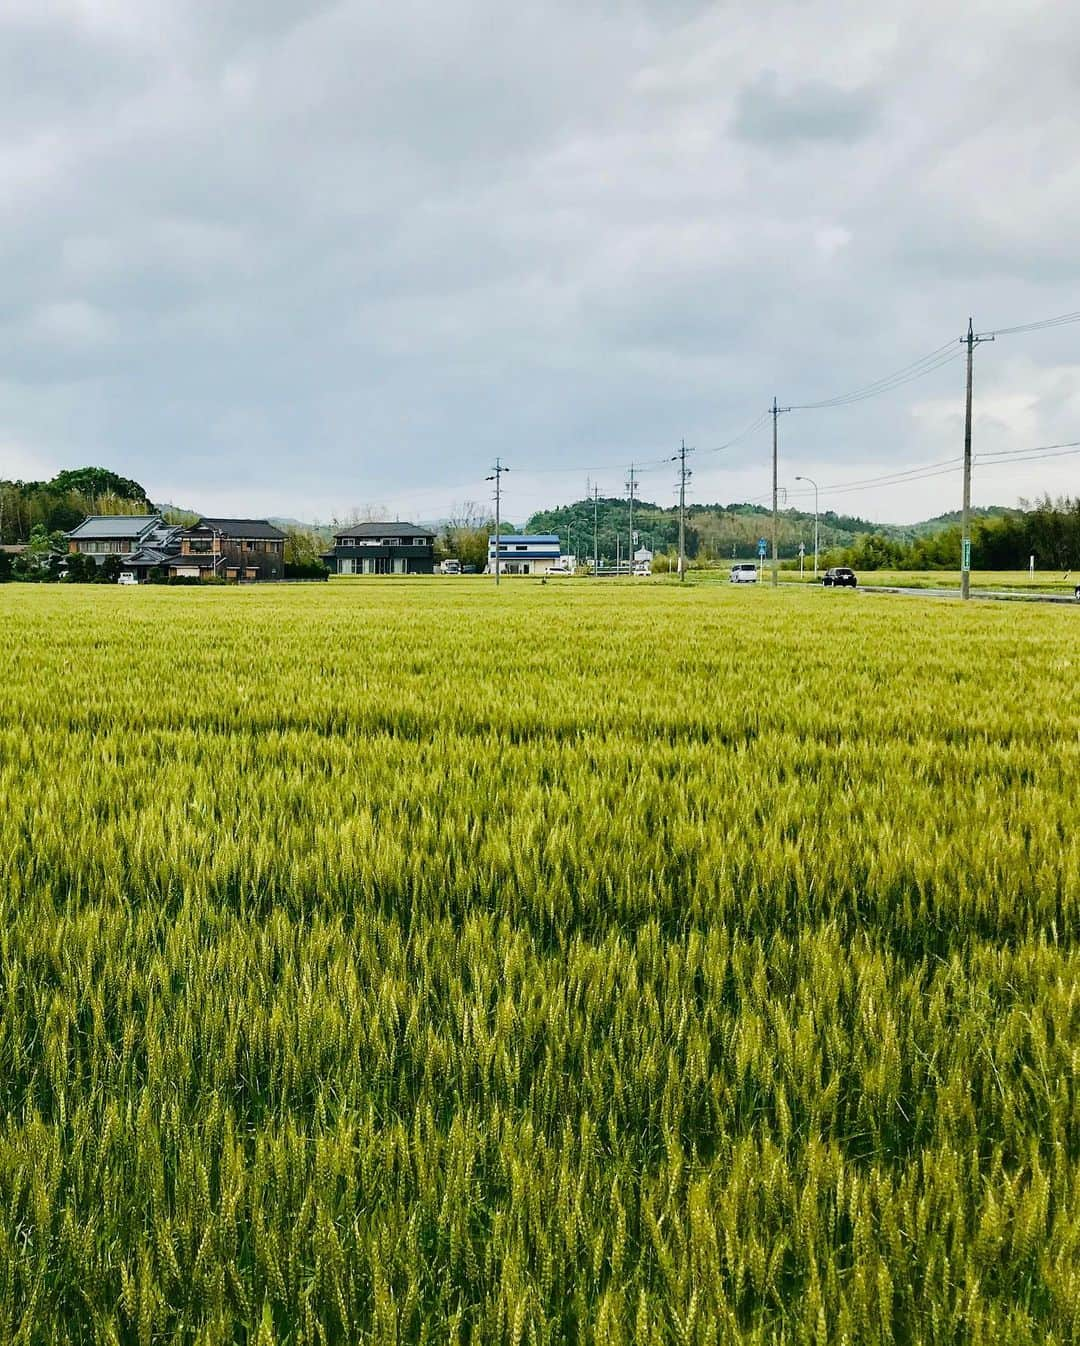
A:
[
  {"left": 67, "top": 515, "right": 161, "bottom": 539},
  {"left": 145, "top": 524, "right": 182, "bottom": 546},
  {"left": 195, "top": 518, "right": 286, "bottom": 540},
  {"left": 124, "top": 547, "right": 173, "bottom": 565},
  {"left": 169, "top": 554, "right": 222, "bottom": 569},
  {"left": 334, "top": 521, "right": 433, "bottom": 539}
]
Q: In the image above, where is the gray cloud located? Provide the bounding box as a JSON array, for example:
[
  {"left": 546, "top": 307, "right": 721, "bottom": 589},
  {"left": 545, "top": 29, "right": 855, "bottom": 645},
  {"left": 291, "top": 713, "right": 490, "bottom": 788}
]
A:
[
  {"left": 732, "top": 71, "right": 880, "bottom": 146},
  {"left": 1, "top": 1, "right": 1080, "bottom": 524}
]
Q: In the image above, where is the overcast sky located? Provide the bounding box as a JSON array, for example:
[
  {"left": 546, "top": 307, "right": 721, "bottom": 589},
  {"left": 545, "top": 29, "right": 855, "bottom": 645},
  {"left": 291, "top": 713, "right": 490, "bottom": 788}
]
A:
[{"left": 2, "top": 0, "right": 1079, "bottom": 525}]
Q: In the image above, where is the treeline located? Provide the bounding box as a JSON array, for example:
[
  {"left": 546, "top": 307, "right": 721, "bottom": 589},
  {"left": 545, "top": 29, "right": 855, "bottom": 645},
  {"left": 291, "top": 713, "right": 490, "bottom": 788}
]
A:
[
  {"left": 0, "top": 467, "right": 153, "bottom": 543},
  {"left": 527, "top": 497, "right": 905, "bottom": 564},
  {"left": 822, "top": 497, "right": 1080, "bottom": 571}
]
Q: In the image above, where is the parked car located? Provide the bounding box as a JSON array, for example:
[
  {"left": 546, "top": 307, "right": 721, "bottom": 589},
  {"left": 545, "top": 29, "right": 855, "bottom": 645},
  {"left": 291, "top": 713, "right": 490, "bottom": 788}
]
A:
[
  {"left": 730, "top": 562, "right": 759, "bottom": 584},
  {"left": 440, "top": 559, "right": 461, "bottom": 575},
  {"left": 117, "top": 572, "right": 139, "bottom": 586},
  {"left": 823, "top": 567, "right": 857, "bottom": 588}
]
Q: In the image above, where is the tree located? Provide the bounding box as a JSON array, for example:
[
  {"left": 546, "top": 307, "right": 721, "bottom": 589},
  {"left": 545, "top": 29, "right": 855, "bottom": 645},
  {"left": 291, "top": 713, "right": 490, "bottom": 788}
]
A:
[
  {"left": 440, "top": 501, "right": 493, "bottom": 572},
  {"left": 283, "top": 527, "right": 329, "bottom": 579},
  {"left": 100, "top": 554, "right": 125, "bottom": 583},
  {"left": 23, "top": 524, "right": 62, "bottom": 577},
  {"left": 49, "top": 467, "right": 151, "bottom": 505},
  {"left": 284, "top": 527, "right": 326, "bottom": 569},
  {"left": 0, "top": 468, "right": 156, "bottom": 544}
]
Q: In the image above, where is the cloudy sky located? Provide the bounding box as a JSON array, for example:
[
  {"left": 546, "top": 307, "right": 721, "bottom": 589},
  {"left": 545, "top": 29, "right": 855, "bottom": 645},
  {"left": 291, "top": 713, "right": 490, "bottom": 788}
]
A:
[{"left": 2, "top": 0, "right": 1079, "bottom": 525}]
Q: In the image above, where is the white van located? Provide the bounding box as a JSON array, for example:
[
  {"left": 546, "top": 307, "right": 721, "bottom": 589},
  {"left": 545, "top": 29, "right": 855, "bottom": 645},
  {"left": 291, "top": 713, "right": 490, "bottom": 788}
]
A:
[
  {"left": 730, "top": 563, "right": 759, "bottom": 584},
  {"left": 117, "top": 572, "right": 139, "bottom": 586}
]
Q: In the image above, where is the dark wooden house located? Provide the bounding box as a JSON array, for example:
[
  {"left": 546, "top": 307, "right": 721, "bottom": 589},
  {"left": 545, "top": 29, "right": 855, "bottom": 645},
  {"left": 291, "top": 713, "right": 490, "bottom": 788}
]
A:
[{"left": 169, "top": 518, "right": 286, "bottom": 581}]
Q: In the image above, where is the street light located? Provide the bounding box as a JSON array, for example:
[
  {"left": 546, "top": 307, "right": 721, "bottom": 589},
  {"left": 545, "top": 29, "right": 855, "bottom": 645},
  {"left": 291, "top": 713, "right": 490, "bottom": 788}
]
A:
[{"left": 795, "top": 475, "right": 819, "bottom": 579}]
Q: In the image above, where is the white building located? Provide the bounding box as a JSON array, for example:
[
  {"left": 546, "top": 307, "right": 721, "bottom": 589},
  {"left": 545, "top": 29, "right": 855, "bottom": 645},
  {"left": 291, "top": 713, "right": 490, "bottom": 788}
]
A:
[{"left": 488, "top": 534, "right": 563, "bottom": 576}]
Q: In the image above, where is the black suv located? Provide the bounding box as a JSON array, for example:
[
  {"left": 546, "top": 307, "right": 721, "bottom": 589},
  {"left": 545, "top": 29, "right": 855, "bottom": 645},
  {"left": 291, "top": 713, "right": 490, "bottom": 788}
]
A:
[{"left": 823, "top": 567, "right": 857, "bottom": 588}]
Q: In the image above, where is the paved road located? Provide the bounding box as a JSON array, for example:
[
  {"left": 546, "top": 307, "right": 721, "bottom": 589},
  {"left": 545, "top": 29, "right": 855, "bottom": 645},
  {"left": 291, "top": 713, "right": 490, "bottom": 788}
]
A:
[
  {"left": 775, "top": 577, "right": 1078, "bottom": 604},
  {"left": 858, "top": 584, "right": 1079, "bottom": 606}
]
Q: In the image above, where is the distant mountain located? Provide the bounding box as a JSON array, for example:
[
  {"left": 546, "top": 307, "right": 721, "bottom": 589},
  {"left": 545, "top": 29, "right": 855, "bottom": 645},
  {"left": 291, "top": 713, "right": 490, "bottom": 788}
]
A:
[{"left": 904, "top": 505, "right": 1014, "bottom": 536}]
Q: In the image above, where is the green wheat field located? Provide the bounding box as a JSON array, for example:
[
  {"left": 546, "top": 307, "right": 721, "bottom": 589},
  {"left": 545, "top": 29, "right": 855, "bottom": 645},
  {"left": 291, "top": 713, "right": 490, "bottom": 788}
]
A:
[{"left": 0, "top": 579, "right": 1077, "bottom": 1345}]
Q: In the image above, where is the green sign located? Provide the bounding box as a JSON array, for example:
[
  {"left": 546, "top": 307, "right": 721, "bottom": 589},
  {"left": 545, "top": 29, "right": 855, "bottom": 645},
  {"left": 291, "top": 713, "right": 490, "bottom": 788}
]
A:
[{"left": 961, "top": 538, "right": 971, "bottom": 571}]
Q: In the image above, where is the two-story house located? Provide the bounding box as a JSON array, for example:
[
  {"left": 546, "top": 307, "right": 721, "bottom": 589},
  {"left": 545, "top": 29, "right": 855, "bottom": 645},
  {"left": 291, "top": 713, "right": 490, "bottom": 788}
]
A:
[
  {"left": 169, "top": 518, "right": 286, "bottom": 581},
  {"left": 322, "top": 522, "right": 435, "bottom": 575}
]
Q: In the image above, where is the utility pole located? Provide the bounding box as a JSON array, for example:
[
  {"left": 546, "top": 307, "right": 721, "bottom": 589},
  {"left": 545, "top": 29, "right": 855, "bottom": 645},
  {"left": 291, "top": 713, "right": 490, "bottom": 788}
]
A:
[
  {"left": 960, "top": 318, "right": 993, "bottom": 601},
  {"left": 626, "top": 463, "right": 637, "bottom": 575},
  {"left": 591, "top": 485, "right": 600, "bottom": 577},
  {"left": 485, "top": 457, "right": 509, "bottom": 586},
  {"left": 770, "top": 399, "right": 790, "bottom": 588},
  {"left": 676, "top": 440, "right": 692, "bottom": 582}
]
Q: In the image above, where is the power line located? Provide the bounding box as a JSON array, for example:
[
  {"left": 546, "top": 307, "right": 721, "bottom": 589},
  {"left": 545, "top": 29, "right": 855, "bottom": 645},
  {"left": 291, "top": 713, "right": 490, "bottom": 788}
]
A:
[
  {"left": 700, "top": 411, "right": 771, "bottom": 454},
  {"left": 770, "top": 440, "right": 1080, "bottom": 506},
  {"left": 788, "top": 341, "right": 961, "bottom": 411},
  {"left": 784, "top": 305, "right": 1080, "bottom": 414},
  {"left": 978, "top": 440, "right": 1080, "bottom": 466},
  {"left": 985, "top": 310, "right": 1080, "bottom": 338}
]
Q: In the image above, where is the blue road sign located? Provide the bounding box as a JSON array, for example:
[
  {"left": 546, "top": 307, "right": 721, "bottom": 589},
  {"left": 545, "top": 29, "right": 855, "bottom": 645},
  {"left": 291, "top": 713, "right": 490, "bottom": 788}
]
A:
[{"left": 758, "top": 538, "right": 767, "bottom": 557}]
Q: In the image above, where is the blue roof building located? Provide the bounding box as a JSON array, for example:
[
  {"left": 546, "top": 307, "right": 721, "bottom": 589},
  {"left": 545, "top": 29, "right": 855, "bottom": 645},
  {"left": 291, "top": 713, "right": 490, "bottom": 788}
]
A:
[{"left": 488, "top": 533, "right": 563, "bottom": 576}]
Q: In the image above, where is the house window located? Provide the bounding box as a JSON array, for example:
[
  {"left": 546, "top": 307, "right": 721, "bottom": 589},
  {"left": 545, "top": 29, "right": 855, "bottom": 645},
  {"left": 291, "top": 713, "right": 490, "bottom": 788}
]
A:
[
  {"left": 392, "top": 558, "right": 406, "bottom": 574},
  {"left": 340, "top": 558, "right": 355, "bottom": 575},
  {"left": 381, "top": 538, "right": 401, "bottom": 546},
  {"left": 412, "top": 537, "right": 427, "bottom": 546},
  {"left": 516, "top": 545, "right": 527, "bottom": 551},
  {"left": 82, "top": 540, "right": 128, "bottom": 553}
]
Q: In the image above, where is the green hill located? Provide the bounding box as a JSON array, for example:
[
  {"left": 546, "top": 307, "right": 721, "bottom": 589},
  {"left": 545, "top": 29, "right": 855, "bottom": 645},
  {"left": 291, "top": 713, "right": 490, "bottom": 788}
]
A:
[{"left": 524, "top": 497, "right": 1013, "bottom": 564}]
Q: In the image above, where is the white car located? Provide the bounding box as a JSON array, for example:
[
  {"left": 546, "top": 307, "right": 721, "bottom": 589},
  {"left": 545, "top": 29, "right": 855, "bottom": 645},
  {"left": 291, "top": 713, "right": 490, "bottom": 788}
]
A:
[
  {"left": 117, "top": 572, "right": 139, "bottom": 585},
  {"left": 730, "top": 563, "right": 759, "bottom": 584}
]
